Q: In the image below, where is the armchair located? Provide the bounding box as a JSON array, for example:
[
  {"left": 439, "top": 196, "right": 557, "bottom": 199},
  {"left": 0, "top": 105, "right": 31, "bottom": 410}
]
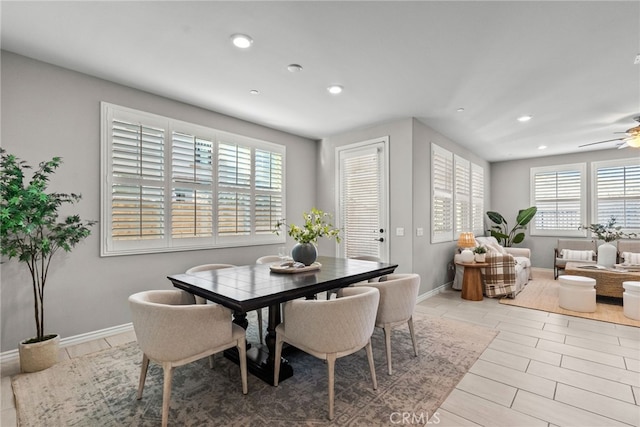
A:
[
  {"left": 453, "top": 236, "right": 531, "bottom": 297},
  {"left": 554, "top": 239, "right": 596, "bottom": 279}
]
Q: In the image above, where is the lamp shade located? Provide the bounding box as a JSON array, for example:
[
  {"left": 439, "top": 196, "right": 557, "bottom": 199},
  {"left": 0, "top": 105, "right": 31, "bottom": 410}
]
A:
[{"left": 457, "top": 232, "right": 476, "bottom": 248}]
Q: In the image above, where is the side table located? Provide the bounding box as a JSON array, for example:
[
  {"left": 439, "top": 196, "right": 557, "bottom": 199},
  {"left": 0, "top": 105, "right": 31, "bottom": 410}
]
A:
[{"left": 456, "top": 262, "right": 488, "bottom": 301}]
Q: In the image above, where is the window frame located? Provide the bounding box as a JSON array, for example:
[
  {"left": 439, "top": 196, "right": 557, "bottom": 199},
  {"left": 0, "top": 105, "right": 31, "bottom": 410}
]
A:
[
  {"left": 100, "top": 102, "right": 286, "bottom": 257},
  {"left": 591, "top": 158, "right": 640, "bottom": 233},
  {"left": 530, "top": 163, "right": 587, "bottom": 237}
]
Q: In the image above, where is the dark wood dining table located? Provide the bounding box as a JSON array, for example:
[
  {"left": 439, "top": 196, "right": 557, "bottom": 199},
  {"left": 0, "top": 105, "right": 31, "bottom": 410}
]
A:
[{"left": 167, "top": 256, "right": 398, "bottom": 385}]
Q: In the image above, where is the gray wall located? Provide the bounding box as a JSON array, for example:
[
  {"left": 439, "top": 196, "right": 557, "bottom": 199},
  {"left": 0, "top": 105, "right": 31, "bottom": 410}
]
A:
[
  {"left": 316, "top": 118, "right": 490, "bottom": 296},
  {"left": 0, "top": 51, "right": 317, "bottom": 352},
  {"left": 491, "top": 148, "right": 637, "bottom": 268}
]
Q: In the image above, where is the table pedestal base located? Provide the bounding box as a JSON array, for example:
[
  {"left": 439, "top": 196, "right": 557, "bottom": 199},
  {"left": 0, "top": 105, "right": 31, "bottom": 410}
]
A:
[{"left": 224, "top": 345, "right": 293, "bottom": 386}]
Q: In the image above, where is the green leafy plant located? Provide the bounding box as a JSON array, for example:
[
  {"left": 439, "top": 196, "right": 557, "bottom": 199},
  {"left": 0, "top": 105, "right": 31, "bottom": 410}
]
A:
[
  {"left": 473, "top": 246, "right": 487, "bottom": 254},
  {"left": 275, "top": 207, "right": 341, "bottom": 244},
  {"left": 0, "top": 149, "right": 96, "bottom": 343},
  {"left": 581, "top": 216, "right": 636, "bottom": 242},
  {"left": 486, "top": 206, "right": 537, "bottom": 247}
]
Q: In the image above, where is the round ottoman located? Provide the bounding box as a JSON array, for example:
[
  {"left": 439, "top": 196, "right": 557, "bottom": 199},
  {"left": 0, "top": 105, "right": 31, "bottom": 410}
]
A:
[
  {"left": 623, "top": 281, "right": 640, "bottom": 320},
  {"left": 558, "top": 275, "right": 596, "bottom": 312}
]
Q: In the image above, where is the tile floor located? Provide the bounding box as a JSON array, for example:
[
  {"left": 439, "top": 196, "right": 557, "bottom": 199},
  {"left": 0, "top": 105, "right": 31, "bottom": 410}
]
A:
[{"left": 2, "top": 272, "right": 639, "bottom": 426}]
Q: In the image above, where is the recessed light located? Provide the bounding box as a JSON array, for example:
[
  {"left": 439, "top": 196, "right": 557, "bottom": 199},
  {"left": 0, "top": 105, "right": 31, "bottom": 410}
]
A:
[
  {"left": 287, "top": 64, "right": 303, "bottom": 72},
  {"left": 538, "top": 145, "right": 547, "bottom": 150},
  {"left": 230, "top": 34, "right": 253, "bottom": 49},
  {"left": 457, "top": 108, "right": 465, "bottom": 112},
  {"left": 517, "top": 115, "right": 533, "bottom": 122},
  {"left": 249, "top": 89, "right": 259, "bottom": 95},
  {"left": 327, "top": 85, "right": 343, "bottom": 95}
]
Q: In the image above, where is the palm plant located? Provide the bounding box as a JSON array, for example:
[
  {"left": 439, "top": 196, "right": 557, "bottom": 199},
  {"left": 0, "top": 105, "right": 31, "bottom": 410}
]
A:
[{"left": 0, "top": 148, "right": 95, "bottom": 343}]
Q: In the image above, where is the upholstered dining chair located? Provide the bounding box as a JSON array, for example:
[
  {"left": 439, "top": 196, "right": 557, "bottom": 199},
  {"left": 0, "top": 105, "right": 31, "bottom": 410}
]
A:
[
  {"left": 128, "top": 290, "right": 248, "bottom": 427},
  {"left": 326, "top": 255, "right": 383, "bottom": 300},
  {"left": 256, "top": 255, "right": 283, "bottom": 264},
  {"left": 354, "top": 273, "right": 420, "bottom": 375},
  {"left": 186, "top": 263, "right": 264, "bottom": 344},
  {"left": 273, "top": 286, "right": 380, "bottom": 420}
]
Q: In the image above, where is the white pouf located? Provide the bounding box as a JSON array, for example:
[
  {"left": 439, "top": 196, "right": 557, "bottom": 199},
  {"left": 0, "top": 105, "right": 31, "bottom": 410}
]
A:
[
  {"left": 558, "top": 275, "right": 597, "bottom": 312},
  {"left": 623, "top": 281, "right": 640, "bottom": 320}
]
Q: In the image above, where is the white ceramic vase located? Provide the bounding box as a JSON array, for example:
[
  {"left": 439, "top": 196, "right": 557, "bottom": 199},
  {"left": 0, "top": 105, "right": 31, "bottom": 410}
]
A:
[{"left": 597, "top": 242, "right": 617, "bottom": 268}]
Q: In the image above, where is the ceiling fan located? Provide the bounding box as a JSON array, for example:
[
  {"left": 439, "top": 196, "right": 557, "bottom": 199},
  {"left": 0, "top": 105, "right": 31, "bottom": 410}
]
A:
[{"left": 579, "top": 116, "right": 640, "bottom": 149}]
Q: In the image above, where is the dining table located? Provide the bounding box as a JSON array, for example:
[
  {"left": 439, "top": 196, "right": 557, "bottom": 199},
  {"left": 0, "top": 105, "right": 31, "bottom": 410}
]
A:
[{"left": 167, "top": 255, "right": 398, "bottom": 385}]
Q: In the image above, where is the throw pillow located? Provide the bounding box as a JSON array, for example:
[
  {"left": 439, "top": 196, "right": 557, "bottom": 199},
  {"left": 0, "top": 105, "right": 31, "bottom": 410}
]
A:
[
  {"left": 561, "top": 249, "right": 594, "bottom": 261},
  {"left": 622, "top": 252, "right": 640, "bottom": 265}
]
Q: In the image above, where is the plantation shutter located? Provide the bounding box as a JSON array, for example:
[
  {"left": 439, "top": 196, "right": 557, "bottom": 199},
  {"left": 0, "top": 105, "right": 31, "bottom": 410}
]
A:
[
  {"left": 171, "top": 131, "right": 214, "bottom": 238},
  {"left": 594, "top": 161, "right": 640, "bottom": 229},
  {"left": 254, "top": 149, "right": 284, "bottom": 234},
  {"left": 454, "top": 155, "right": 471, "bottom": 237},
  {"left": 339, "top": 147, "right": 381, "bottom": 258},
  {"left": 471, "top": 163, "right": 485, "bottom": 236},
  {"left": 217, "top": 141, "right": 252, "bottom": 236},
  {"left": 432, "top": 143, "right": 453, "bottom": 243},
  {"left": 111, "top": 119, "right": 165, "bottom": 241},
  {"left": 531, "top": 164, "right": 585, "bottom": 233}
]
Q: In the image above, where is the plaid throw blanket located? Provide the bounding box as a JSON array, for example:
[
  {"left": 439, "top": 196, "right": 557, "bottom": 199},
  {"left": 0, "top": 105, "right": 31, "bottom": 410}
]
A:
[{"left": 483, "top": 253, "right": 516, "bottom": 297}]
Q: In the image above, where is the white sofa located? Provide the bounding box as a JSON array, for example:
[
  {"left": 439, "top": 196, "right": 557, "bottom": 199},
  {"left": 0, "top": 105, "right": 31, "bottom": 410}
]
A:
[{"left": 453, "top": 236, "right": 532, "bottom": 297}]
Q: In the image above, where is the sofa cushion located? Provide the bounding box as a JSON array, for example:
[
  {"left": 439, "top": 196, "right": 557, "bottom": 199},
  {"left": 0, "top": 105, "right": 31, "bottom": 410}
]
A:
[
  {"left": 622, "top": 252, "right": 640, "bottom": 264},
  {"left": 560, "top": 249, "right": 595, "bottom": 261}
]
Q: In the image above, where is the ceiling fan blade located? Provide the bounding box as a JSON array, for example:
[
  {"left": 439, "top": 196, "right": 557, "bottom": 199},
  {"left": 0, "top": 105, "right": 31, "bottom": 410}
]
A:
[
  {"left": 578, "top": 137, "right": 624, "bottom": 148},
  {"left": 617, "top": 141, "right": 629, "bottom": 149}
]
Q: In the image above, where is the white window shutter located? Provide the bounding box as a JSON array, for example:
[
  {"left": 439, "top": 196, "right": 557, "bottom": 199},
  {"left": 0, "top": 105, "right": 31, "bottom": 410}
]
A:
[
  {"left": 454, "top": 155, "right": 471, "bottom": 236},
  {"left": 432, "top": 144, "right": 453, "bottom": 243},
  {"left": 471, "top": 163, "right": 484, "bottom": 236},
  {"left": 594, "top": 160, "right": 640, "bottom": 229}
]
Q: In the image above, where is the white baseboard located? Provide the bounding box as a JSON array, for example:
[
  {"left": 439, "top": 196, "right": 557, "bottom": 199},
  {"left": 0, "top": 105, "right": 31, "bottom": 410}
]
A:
[
  {"left": 417, "top": 281, "right": 451, "bottom": 303},
  {"left": 0, "top": 323, "right": 133, "bottom": 364}
]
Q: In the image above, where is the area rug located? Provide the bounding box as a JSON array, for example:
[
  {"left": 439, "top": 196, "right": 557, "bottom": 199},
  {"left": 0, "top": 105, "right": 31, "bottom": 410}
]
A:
[
  {"left": 12, "top": 314, "right": 496, "bottom": 426},
  {"left": 500, "top": 269, "right": 640, "bottom": 327}
]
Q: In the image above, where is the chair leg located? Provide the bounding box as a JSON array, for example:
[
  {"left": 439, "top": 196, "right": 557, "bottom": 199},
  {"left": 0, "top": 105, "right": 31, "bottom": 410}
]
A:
[
  {"left": 237, "top": 339, "right": 248, "bottom": 394},
  {"left": 273, "top": 333, "right": 283, "bottom": 386},
  {"left": 408, "top": 316, "right": 418, "bottom": 357},
  {"left": 161, "top": 363, "right": 174, "bottom": 427},
  {"left": 383, "top": 324, "right": 393, "bottom": 375},
  {"left": 327, "top": 353, "right": 337, "bottom": 420},
  {"left": 137, "top": 354, "right": 150, "bottom": 400},
  {"left": 365, "top": 340, "right": 377, "bottom": 390},
  {"left": 257, "top": 309, "right": 264, "bottom": 344}
]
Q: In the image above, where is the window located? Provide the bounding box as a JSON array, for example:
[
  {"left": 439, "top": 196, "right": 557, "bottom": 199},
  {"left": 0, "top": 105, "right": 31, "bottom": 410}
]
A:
[
  {"left": 431, "top": 144, "right": 453, "bottom": 243},
  {"left": 431, "top": 144, "right": 484, "bottom": 243},
  {"left": 471, "top": 163, "right": 485, "bottom": 236},
  {"left": 530, "top": 163, "right": 586, "bottom": 236},
  {"left": 454, "top": 155, "right": 471, "bottom": 237},
  {"left": 101, "top": 103, "right": 285, "bottom": 256},
  {"left": 592, "top": 158, "right": 640, "bottom": 230}
]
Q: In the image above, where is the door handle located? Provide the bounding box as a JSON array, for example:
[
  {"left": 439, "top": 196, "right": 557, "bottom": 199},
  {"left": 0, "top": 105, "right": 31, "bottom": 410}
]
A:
[{"left": 374, "top": 237, "right": 384, "bottom": 242}]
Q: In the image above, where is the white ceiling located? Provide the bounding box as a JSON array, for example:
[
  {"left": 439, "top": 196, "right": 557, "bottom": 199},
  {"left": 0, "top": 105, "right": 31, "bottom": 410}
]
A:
[{"left": 2, "top": 1, "right": 639, "bottom": 162}]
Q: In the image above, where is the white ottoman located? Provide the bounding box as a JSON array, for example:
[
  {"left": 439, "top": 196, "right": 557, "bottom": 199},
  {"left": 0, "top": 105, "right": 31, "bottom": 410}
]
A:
[
  {"left": 623, "top": 281, "right": 640, "bottom": 320},
  {"left": 558, "top": 275, "right": 596, "bottom": 312}
]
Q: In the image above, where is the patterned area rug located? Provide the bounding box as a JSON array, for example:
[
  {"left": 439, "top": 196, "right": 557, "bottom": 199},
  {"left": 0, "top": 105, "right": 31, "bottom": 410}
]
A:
[{"left": 12, "top": 314, "right": 497, "bottom": 426}]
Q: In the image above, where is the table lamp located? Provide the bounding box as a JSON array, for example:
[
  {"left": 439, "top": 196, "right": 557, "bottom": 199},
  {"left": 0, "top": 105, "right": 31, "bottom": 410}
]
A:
[{"left": 458, "top": 232, "right": 476, "bottom": 263}]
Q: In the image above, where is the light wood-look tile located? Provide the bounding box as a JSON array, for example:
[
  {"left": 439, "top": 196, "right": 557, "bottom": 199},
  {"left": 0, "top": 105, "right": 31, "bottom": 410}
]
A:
[{"left": 555, "top": 383, "right": 640, "bottom": 426}]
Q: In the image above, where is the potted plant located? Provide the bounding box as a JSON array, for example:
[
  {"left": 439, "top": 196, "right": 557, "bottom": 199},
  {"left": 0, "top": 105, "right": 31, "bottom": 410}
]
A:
[
  {"left": 473, "top": 246, "right": 487, "bottom": 263},
  {"left": 0, "top": 149, "right": 95, "bottom": 372},
  {"left": 274, "top": 207, "right": 341, "bottom": 265},
  {"left": 581, "top": 216, "right": 637, "bottom": 267},
  {"left": 486, "top": 206, "right": 537, "bottom": 247}
]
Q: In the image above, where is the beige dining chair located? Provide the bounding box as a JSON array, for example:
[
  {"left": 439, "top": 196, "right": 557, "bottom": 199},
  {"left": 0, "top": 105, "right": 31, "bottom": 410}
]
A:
[
  {"left": 256, "top": 255, "right": 283, "bottom": 264},
  {"left": 128, "top": 290, "right": 248, "bottom": 427},
  {"left": 326, "top": 255, "right": 383, "bottom": 299},
  {"left": 354, "top": 273, "right": 420, "bottom": 375},
  {"left": 186, "top": 263, "right": 265, "bottom": 344},
  {"left": 273, "top": 286, "right": 380, "bottom": 420}
]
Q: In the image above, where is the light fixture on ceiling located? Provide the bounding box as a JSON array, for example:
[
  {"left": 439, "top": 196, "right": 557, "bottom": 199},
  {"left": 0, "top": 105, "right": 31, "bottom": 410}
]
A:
[
  {"left": 456, "top": 108, "right": 465, "bottom": 112},
  {"left": 517, "top": 115, "right": 533, "bottom": 122},
  {"left": 287, "top": 64, "right": 303, "bottom": 73},
  {"left": 538, "top": 145, "right": 547, "bottom": 150},
  {"left": 327, "top": 85, "right": 343, "bottom": 95},
  {"left": 249, "top": 89, "right": 259, "bottom": 95},
  {"left": 230, "top": 34, "right": 253, "bottom": 49}
]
